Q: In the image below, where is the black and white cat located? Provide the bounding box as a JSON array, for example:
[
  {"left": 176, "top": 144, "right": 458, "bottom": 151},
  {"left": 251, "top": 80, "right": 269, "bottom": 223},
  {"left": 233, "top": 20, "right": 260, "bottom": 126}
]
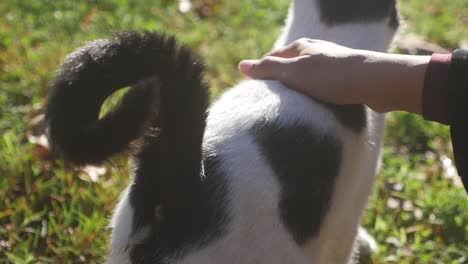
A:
[{"left": 46, "top": 0, "right": 399, "bottom": 263}]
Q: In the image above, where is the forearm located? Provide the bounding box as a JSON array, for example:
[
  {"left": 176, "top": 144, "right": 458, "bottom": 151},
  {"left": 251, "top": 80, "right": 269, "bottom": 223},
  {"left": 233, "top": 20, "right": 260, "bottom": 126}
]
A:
[{"left": 357, "top": 51, "right": 431, "bottom": 114}]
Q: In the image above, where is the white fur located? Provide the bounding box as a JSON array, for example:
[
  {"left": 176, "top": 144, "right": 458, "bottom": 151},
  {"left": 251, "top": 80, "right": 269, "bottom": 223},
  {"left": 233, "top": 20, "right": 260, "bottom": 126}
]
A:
[
  {"left": 275, "top": 0, "right": 396, "bottom": 50},
  {"left": 109, "top": 0, "right": 397, "bottom": 263},
  {"left": 107, "top": 186, "right": 133, "bottom": 264}
]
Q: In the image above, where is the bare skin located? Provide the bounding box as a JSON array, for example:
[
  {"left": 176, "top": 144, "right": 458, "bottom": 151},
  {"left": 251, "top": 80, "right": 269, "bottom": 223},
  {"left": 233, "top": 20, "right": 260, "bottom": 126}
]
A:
[{"left": 238, "top": 38, "right": 431, "bottom": 114}]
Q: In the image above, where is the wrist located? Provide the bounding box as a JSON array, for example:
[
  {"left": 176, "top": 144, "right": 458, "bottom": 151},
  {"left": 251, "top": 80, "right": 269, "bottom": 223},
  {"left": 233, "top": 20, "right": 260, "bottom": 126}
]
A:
[
  {"left": 422, "top": 53, "right": 452, "bottom": 124},
  {"left": 392, "top": 54, "right": 431, "bottom": 114}
]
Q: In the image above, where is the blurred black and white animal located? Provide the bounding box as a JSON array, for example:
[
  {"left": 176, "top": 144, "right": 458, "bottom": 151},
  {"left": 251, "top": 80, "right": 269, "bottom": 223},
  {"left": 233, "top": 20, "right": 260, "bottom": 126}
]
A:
[{"left": 46, "top": 0, "right": 399, "bottom": 263}]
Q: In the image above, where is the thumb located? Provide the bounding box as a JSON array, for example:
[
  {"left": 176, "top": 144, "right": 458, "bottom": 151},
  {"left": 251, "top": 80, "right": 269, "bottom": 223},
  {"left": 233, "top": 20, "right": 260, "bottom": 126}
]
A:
[{"left": 238, "top": 56, "right": 292, "bottom": 81}]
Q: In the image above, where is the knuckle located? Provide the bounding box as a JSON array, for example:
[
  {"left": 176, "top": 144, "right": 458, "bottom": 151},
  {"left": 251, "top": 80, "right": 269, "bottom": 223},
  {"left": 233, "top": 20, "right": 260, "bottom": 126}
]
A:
[
  {"left": 291, "top": 38, "right": 305, "bottom": 48},
  {"left": 258, "top": 57, "right": 272, "bottom": 67}
]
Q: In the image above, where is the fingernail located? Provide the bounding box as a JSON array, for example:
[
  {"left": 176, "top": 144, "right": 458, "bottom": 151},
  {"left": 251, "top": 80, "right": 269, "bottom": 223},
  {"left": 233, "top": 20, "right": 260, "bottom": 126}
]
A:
[{"left": 239, "top": 60, "right": 255, "bottom": 77}]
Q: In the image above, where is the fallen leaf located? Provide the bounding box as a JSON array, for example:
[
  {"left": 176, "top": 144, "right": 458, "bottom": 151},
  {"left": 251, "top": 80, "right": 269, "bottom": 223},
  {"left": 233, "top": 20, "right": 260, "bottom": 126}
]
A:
[
  {"left": 402, "top": 200, "right": 414, "bottom": 211},
  {"left": 28, "top": 133, "right": 50, "bottom": 150},
  {"left": 28, "top": 113, "right": 52, "bottom": 160},
  {"left": 79, "top": 165, "right": 107, "bottom": 183},
  {"left": 385, "top": 236, "right": 403, "bottom": 247},
  {"left": 440, "top": 154, "right": 463, "bottom": 187},
  {"left": 387, "top": 197, "right": 400, "bottom": 209},
  {"left": 0, "top": 209, "right": 14, "bottom": 218},
  {"left": 178, "top": 0, "right": 192, "bottom": 13},
  {"left": 413, "top": 208, "right": 423, "bottom": 220}
]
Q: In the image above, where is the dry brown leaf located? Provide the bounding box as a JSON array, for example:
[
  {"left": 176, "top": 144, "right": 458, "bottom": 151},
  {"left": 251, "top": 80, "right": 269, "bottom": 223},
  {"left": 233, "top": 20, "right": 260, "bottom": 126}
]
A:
[
  {"left": 440, "top": 154, "right": 463, "bottom": 187},
  {"left": 387, "top": 197, "right": 400, "bottom": 209},
  {"left": 79, "top": 165, "right": 107, "bottom": 183},
  {"left": 178, "top": 0, "right": 192, "bottom": 13}
]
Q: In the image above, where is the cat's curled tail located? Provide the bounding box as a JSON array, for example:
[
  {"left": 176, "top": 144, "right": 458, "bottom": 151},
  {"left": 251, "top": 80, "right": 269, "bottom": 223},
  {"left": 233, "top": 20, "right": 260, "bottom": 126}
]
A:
[{"left": 46, "top": 31, "right": 209, "bottom": 167}]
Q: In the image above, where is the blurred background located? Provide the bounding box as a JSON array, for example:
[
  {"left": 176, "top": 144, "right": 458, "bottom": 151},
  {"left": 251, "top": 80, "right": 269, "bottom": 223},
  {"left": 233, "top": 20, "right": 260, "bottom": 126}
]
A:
[{"left": 0, "top": 0, "right": 466, "bottom": 263}]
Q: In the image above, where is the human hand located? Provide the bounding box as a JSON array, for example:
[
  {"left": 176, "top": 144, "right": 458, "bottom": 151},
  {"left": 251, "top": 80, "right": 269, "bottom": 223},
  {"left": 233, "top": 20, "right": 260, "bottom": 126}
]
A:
[
  {"left": 239, "top": 39, "right": 370, "bottom": 105},
  {"left": 239, "top": 38, "right": 430, "bottom": 114}
]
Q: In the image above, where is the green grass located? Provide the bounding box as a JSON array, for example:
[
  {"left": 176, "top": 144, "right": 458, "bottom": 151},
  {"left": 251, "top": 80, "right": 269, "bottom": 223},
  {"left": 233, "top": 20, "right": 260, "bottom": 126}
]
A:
[
  {"left": 399, "top": 0, "right": 468, "bottom": 49},
  {"left": 0, "top": 0, "right": 466, "bottom": 263}
]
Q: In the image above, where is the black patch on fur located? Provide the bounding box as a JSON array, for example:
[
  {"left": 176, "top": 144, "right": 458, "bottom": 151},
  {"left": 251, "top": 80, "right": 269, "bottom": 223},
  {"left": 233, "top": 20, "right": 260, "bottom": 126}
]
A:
[
  {"left": 324, "top": 104, "right": 367, "bottom": 132},
  {"left": 252, "top": 122, "right": 342, "bottom": 245},
  {"left": 318, "top": 0, "right": 398, "bottom": 27},
  {"left": 129, "top": 152, "right": 229, "bottom": 263}
]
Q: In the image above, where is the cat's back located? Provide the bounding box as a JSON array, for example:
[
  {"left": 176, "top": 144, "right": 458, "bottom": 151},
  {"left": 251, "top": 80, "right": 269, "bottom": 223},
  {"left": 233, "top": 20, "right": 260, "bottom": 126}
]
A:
[{"left": 204, "top": 79, "right": 339, "bottom": 146}]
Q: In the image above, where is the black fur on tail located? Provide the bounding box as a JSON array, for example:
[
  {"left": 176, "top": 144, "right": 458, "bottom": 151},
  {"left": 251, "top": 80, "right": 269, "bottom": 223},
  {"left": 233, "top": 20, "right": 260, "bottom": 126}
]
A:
[{"left": 46, "top": 31, "right": 209, "bottom": 165}]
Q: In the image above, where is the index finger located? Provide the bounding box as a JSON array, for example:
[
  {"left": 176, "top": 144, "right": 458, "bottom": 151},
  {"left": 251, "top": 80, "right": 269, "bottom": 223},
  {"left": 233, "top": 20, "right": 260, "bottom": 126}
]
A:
[{"left": 265, "top": 39, "right": 326, "bottom": 58}]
